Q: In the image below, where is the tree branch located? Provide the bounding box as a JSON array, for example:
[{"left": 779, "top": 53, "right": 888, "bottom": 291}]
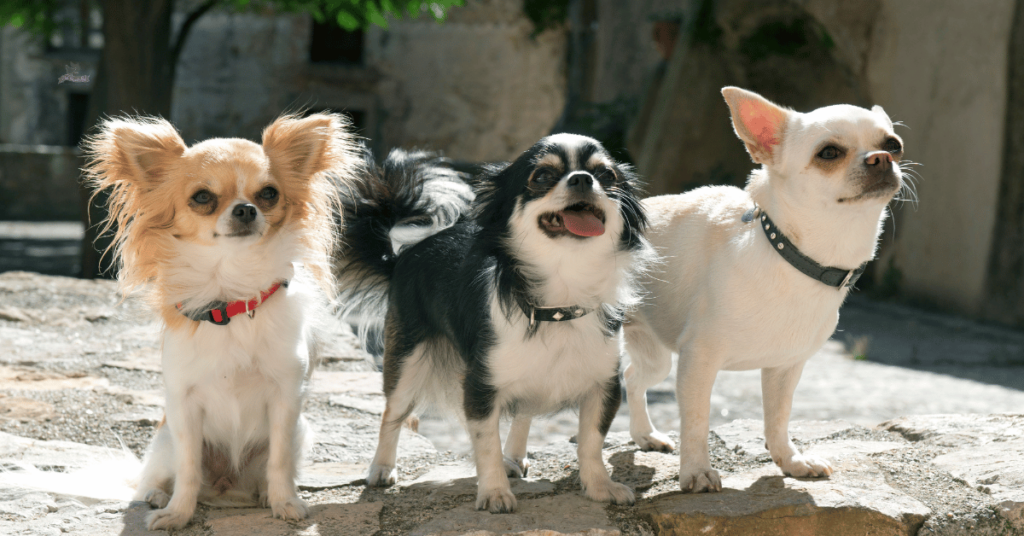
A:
[{"left": 169, "top": 0, "right": 220, "bottom": 81}]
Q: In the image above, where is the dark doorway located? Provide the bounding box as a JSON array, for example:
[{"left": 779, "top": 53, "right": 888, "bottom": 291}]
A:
[
  {"left": 309, "top": 21, "right": 364, "bottom": 65},
  {"left": 67, "top": 92, "right": 90, "bottom": 147}
]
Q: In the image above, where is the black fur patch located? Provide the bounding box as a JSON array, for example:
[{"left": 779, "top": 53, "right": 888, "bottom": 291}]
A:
[{"left": 336, "top": 136, "right": 647, "bottom": 425}]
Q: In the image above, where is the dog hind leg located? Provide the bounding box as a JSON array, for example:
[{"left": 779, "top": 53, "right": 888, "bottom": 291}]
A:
[
  {"left": 761, "top": 361, "right": 833, "bottom": 478},
  {"left": 366, "top": 356, "right": 421, "bottom": 487},
  {"left": 623, "top": 320, "right": 675, "bottom": 452},
  {"left": 503, "top": 415, "right": 531, "bottom": 478},
  {"left": 134, "top": 425, "right": 174, "bottom": 509}
]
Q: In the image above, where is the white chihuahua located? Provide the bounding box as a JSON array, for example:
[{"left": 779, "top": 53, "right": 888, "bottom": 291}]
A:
[{"left": 623, "top": 87, "right": 908, "bottom": 492}]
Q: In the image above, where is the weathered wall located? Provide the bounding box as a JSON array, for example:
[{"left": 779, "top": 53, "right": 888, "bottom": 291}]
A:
[
  {"left": 170, "top": 0, "right": 565, "bottom": 162},
  {"left": 0, "top": 145, "right": 82, "bottom": 220},
  {"left": 866, "top": 0, "right": 1015, "bottom": 315},
  {"left": 366, "top": 0, "right": 566, "bottom": 161},
  {"left": 0, "top": 27, "right": 96, "bottom": 146}
]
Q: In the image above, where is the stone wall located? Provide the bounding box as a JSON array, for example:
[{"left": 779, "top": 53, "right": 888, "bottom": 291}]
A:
[
  {"left": 866, "top": 0, "right": 1016, "bottom": 316},
  {"left": 1, "top": 0, "right": 565, "bottom": 165},
  {"left": 170, "top": 0, "right": 566, "bottom": 162},
  {"left": 0, "top": 145, "right": 82, "bottom": 221}
]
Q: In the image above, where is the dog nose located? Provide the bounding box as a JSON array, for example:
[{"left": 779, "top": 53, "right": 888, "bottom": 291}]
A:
[
  {"left": 566, "top": 172, "right": 594, "bottom": 192},
  {"left": 232, "top": 203, "right": 257, "bottom": 223},
  {"left": 865, "top": 151, "right": 894, "bottom": 167}
]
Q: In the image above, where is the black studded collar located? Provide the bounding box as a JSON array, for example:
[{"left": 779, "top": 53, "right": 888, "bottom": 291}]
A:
[
  {"left": 742, "top": 206, "right": 866, "bottom": 290},
  {"left": 524, "top": 305, "right": 592, "bottom": 325}
]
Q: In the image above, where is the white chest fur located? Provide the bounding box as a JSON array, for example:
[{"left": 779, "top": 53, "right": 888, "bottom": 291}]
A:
[{"left": 487, "top": 298, "right": 621, "bottom": 414}]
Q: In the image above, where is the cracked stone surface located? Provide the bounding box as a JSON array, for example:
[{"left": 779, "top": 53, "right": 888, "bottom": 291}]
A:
[{"left": 1, "top": 271, "right": 1023, "bottom": 535}]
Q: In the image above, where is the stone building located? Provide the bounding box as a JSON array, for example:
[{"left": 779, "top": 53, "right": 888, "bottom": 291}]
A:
[
  {"left": 2, "top": 0, "right": 1024, "bottom": 328},
  {"left": 0, "top": 0, "right": 566, "bottom": 216}
]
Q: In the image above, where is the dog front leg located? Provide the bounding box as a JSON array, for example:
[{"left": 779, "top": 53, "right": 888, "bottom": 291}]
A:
[
  {"left": 468, "top": 407, "right": 516, "bottom": 513},
  {"left": 503, "top": 414, "right": 531, "bottom": 478},
  {"left": 265, "top": 386, "right": 308, "bottom": 520},
  {"left": 762, "top": 361, "right": 833, "bottom": 478},
  {"left": 676, "top": 348, "right": 722, "bottom": 493},
  {"left": 145, "top": 397, "right": 203, "bottom": 531},
  {"left": 577, "top": 377, "right": 635, "bottom": 505}
]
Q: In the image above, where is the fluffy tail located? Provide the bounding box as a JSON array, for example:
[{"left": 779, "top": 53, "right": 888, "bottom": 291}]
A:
[{"left": 335, "top": 148, "right": 474, "bottom": 339}]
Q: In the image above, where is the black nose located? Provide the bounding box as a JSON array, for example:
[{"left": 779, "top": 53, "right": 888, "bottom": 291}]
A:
[
  {"left": 232, "top": 203, "right": 257, "bottom": 223},
  {"left": 566, "top": 172, "right": 594, "bottom": 193}
]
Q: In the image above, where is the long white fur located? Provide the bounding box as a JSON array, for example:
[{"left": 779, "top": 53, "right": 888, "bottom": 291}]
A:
[
  {"left": 623, "top": 87, "right": 904, "bottom": 492},
  {"left": 139, "top": 219, "right": 322, "bottom": 530}
]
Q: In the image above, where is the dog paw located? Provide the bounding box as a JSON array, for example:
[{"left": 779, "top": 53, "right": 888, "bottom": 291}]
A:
[
  {"left": 271, "top": 496, "right": 309, "bottom": 521},
  {"left": 503, "top": 455, "right": 530, "bottom": 478},
  {"left": 142, "top": 489, "right": 170, "bottom": 509},
  {"left": 633, "top": 430, "right": 675, "bottom": 453},
  {"left": 679, "top": 466, "right": 722, "bottom": 493},
  {"left": 475, "top": 487, "right": 517, "bottom": 513},
  {"left": 778, "top": 453, "right": 833, "bottom": 478},
  {"left": 583, "top": 479, "right": 635, "bottom": 505},
  {"left": 366, "top": 463, "right": 397, "bottom": 487},
  {"left": 146, "top": 507, "right": 193, "bottom": 531}
]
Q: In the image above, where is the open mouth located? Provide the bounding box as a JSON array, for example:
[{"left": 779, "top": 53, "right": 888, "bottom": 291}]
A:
[{"left": 538, "top": 202, "right": 606, "bottom": 237}]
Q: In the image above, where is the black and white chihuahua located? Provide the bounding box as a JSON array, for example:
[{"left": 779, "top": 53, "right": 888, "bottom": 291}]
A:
[{"left": 337, "top": 135, "right": 652, "bottom": 512}]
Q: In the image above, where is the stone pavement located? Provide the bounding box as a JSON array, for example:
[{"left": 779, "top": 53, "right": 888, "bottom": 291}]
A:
[{"left": 0, "top": 271, "right": 1022, "bottom": 535}]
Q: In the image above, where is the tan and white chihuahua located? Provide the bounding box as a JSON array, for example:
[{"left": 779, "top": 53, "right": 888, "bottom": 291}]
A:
[
  {"left": 86, "top": 113, "right": 357, "bottom": 529},
  {"left": 623, "top": 87, "right": 909, "bottom": 492}
]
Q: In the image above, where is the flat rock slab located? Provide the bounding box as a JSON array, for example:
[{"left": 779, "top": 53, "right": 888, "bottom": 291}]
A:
[
  {"left": 401, "top": 463, "right": 556, "bottom": 497},
  {"left": 204, "top": 503, "right": 383, "bottom": 536},
  {"left": 328, "top": 393, "right": 385, "bottom": 415},
  {"left": 884, "top": 414, "right": 1024, "bottom": 530},
  {"left": 408, "top": 494, "right": 619, "bottom": 536},
  {"left": 713, "top": 419, "right": 859, "bottom": 456},
  {"left": 299, "top": 461, "right": 369, "bottom": 490},
  {"left": 310, "top": 371, "right": 383, "bottom": 395},
  {"left": 639, "top": 454, "right": 930, "bottom": 536},
  {"left": 0, "top": 366, "right": 108, "bottom": 391},
  {"left": 0, "top": 430, "right": 128, "bottom": 472}
]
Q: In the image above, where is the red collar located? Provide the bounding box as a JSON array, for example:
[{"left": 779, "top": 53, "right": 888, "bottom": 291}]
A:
[{"left": 176, "top": 281, "right": 286, "bottom": 325}]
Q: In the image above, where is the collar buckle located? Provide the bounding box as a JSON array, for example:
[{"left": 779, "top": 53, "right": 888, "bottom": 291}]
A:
[{"left": 840, "top": 270, "right": 855, "bottom": 289}]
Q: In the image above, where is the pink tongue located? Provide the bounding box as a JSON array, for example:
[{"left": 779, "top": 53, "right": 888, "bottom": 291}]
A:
[{"left": 560, "top": 210, "right": 605, "bottom": 237}]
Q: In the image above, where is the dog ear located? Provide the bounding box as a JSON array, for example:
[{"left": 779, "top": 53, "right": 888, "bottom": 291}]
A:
[
  {"left": 721, "top": 87, "right": 790, "bottom": 165},
  {"left": 85, "top": 116, "right": 186, "bottom": 188},
  {"left": 871, "top": 105, "right": 894, "bottom": 128},
  {"left": 262, "top": 112, "right": 356, "bottom": 183}
]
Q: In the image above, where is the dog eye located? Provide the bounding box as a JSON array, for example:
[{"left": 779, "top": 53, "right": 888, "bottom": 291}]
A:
[
  {"left": 592, "top": 166, "right": 616, "bottom": 185},
  {"left": 531, "top": 169, "right": 556, "bottom": 184},
  {"left": 191, "top": 190, "right": 213, "bottom": 204},
  {"left": 817, "top": 146, "right": 841, "bottom": 160},
  {"left": 882, "top": 138, "right": 902, "bottom": 154},
  {"left": 259, "top": 187, "right": 278, "bottom": 200}
]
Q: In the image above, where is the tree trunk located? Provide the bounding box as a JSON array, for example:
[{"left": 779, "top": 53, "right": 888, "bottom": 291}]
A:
[{"left": 79, "top": 0, "right": 174, "bottom": 278}]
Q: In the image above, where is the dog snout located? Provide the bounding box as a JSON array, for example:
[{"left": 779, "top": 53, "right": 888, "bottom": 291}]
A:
[
  {"left": 566, "top": 172, "right": 594, "bottom": 193},
  {"left": 232, "top": 203, "right": 258, "bottom": 223},
  {"left": 864, "top": 151, "right": 893, "bottom": 168}
]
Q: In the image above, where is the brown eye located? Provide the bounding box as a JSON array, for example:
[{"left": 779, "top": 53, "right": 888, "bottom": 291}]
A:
[
  {"left": 593, "top": 166, "right": 616, "bottom": 186},
  {"left": 259, "top": 186, "right": 278, "bottom": 201},
  {"left": 531, "top": 169, "right": 556, "bottom": 184},
  {"left": 883, "top": 138, "right": 902, "bottom": 154},
  {"left": 192, "top": 190, "right": 213, "bottom": 204},
  {"left": 817, "top": 146, "right": 840, "bottom": 160}
]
